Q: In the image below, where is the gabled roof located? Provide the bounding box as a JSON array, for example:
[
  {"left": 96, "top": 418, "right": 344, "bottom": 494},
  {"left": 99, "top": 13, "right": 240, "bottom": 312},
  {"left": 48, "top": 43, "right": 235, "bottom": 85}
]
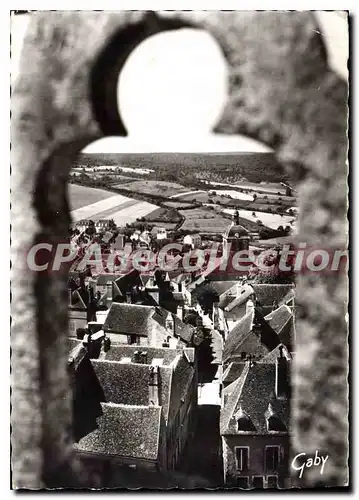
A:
[
  {"left": 259, "top": 344, "right": 291, "bottom": 363},
  {"left": 252, "top": 284, "right": 295, "bottom": 308},
  {"left": 224, "top": 285, "right": 255, "bottom": 312},
  {"left": 72, "top": 341, "right": 196, "bottom": 463},
  {"left": 114, "top": 269, "right": 142, "bottom": 295},
  {"left": 91, "top": 359, "right": 152, "bottom": 406},
  {"left": 102, "top": 344, "right": 180, "bottom": 366},
  {"left": 223, "top": 307, "right": 281, "bottom": 364},
  {"left": 70, "top": 288, "right": 88, "bottom": 310},
  {"left": 171, "top": 273, "right": 191, "bottom": 285},
  {"left": 103, "top": 303, "right": 154, "bottom": 335},
  {"left": 220, "top": 363, "right": 250, "bottom": 433},
  {"left": 152, "top": 306, "right": 194, "bottom": 345},
  {"left": 265, "top": 304, "right": 292, "bottom": 336},
  {"left": 222, "top": 362, "right": 246, "bottom": 385},
  {"left": 74, "top": 403, "right": 162, "bottom": 460},
  {"left": 223, "top": 310, "right": 255, "bottom": 363},
  {"left": 220, "top": 363, "right": 290, "bottom": 436},
  {"left": 279, "top": 287, "right": 296, "bottom": 306},
  {"left": 95, "top": 274, "right": 118, "bottom": 286}
]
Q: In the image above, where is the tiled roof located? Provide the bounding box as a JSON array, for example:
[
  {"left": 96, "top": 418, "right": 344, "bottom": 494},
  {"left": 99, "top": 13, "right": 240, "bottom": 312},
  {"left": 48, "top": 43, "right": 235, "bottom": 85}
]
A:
[
  {"left": 102, "top": 345, "right": 180, "bottom": 366},
  {"left": 217, "top": 283, "right": 241, "bottom": 309},
  {"left": 91, "top": 359, "right": 151, "bottom": 406},
  {"left": 222, "top": 362, "right": 246, "bottom": 385},
  {"left": 103, "top": 303, "right": 154, "bottom": 335},
  {"left": 223, "top": 308, "right": 281, "bottom": 363},
  {"left": 259, "top": 344, "right": 292, "bottom": 363},
  {"left": 279, "top": 287, "right": 296, "bottom": 306},
  {"left": 115, "top": 269, "right": 142, "bottom": 295},
  {"left": 225, "top": 285, "right": 255, "bottom": 312},
  {"left": 168, "top": 355, "right": 195, "bottom": 422},
  {"left": 70, "top": 289, "right": 87, "bottom": 310},
  {"left": 95, "top": 274, "right": 118, "bottom": 286},
  {"left": 264, "top": 304, "right": 292, "bottom": 335},
  {"left": 223, "top": 310, "right": 254, "bottom": 362},
  {"left": 220, "top": 363, "right": 250, "bottom": 433},
  {"left": 68, "top": 341, "right": 87, "bottom": 369},
  {"left": 221, "top": 363, "right": 290, "bottom": 436},
  {"left": 69, "top": 338, "right": 84, "bottom": 354},
  {"left": 173, "top": 316, "right": 194, "bottom": 344},
  {"left": 210, "top": 329, "right": 223, "bottom": 364},
  {"left": 152, "top": 306, "right": 194, "bottom": 344},
  {"left": 171, "top": 273, "right": 191, "bottom": 285},
  {"left": 74, "top": 403, "right": 162, "bottom": 460},
  {"left": 252, "top": 284, "right": 295, "bottom": 307},
  {"left": 278, "top": 315, "right": 295, "bottom": 351}
]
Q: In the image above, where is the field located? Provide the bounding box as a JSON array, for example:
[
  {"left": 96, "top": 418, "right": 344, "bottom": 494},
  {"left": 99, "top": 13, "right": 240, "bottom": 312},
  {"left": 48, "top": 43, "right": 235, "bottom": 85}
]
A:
[
  {"left": 178, "top": 208, "right": 232, "bottom": 234},
  {"left": 163, "top": 201, "right": 196, "bottom": 209},
  {"left": 222, "top": 208, "right": 295, "bottom": 230},
  {"left": 69, "top": 184, "right": 157, "bottom": 225},
  {"left": 113, "top": 180, "right": 189, "bottom": 198},
  {"left": 141, "top": 207, "right": 182, "bottom": 224},
  {"left": 69, "top": 184, "right": 115, "bottom": 211},
  {"left": 74, "top": 152, "right": 289, "bottom": 184}
]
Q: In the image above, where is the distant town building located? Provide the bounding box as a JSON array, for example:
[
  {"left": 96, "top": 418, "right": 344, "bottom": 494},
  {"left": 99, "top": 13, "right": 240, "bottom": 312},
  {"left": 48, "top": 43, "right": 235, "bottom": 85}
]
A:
[
  {"left": 223, "top": 224, "right": 250, "bottom": 255},
  {"left": 183, "top": 233, "right": 202, "bottom": 249}
]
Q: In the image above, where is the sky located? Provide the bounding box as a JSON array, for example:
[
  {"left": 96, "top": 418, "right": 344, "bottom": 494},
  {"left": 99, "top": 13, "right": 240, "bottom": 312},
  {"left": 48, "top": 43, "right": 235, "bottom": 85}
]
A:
[{"left": 11, "top": 11, "right": 348, "bottom": 154}]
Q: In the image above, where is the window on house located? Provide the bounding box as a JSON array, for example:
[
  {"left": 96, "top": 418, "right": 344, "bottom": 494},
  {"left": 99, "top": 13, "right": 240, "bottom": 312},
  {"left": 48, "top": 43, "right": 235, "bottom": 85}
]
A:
[
  {"left": 127, "top": 334, "right": 138, "bottom": 344},
  {"left": 265, "top": 446, "right": 280, "bottom": 473},
  {"left": 267, "top": 415, "right": 286, "bottom": 432},
  {"left": 266, "top": 475, "right": 278, "bottom": 488},
  {"left": 235, "top": 447, "right": 249, "bottom": 472},
  {"left": 252, "top": 476, "right": 264, "bottom": 489},
  {"left": 237, "top": 476, "right": 249, "bottom": 489},
  {"left": 237, "top": 414, "right": 255, "bottom": 431}
]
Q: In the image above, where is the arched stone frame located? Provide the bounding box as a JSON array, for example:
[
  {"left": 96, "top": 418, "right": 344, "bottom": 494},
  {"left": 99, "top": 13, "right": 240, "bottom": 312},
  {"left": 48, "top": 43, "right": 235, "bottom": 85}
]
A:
[{"left": 11, "top": 11, "right": 348, "bottom": 488}]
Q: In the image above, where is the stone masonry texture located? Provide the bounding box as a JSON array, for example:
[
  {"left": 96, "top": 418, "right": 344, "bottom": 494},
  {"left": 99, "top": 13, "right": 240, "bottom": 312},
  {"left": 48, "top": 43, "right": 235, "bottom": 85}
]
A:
[{"left": 11, "top": 11, "right": 348, "bottom": 488}]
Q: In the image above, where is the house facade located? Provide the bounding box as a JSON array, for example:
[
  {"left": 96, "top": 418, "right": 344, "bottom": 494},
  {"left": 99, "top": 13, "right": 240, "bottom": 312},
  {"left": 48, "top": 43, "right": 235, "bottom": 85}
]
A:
[{"left": 221, "top": 351, "right": 291, "bottom": 489}]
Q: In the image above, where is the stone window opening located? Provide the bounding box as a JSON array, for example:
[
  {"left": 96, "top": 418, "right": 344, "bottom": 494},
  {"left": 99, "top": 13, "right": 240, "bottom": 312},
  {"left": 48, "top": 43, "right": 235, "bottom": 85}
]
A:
[{"left": 11, "top": 11, "right": 348, "bottom": 489}]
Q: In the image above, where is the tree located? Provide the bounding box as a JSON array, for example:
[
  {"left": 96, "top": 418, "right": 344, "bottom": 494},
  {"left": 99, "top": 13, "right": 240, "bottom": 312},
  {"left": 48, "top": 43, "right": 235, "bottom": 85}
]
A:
[{"left": 196, "top": 283, "right": 219, "bottom": 315}]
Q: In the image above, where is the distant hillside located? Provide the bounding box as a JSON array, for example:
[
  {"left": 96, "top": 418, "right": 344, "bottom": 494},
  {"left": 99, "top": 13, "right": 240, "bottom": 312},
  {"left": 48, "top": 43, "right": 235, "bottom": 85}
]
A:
[{"left": 73, "top": 152, "right": 289, "bottom": 184}]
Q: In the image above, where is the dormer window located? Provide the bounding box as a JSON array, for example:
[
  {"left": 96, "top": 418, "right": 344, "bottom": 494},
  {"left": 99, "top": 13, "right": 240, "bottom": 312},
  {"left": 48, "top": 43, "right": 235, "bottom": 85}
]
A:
[
  {"left": 235, "top": 405, "right": 255, "bottom": 432},
  {"left": 265, "top": 402, "right": 286, "bottom": 432},
  {"left": 267, "top": 415, "right": 286, "bottom": 432}
]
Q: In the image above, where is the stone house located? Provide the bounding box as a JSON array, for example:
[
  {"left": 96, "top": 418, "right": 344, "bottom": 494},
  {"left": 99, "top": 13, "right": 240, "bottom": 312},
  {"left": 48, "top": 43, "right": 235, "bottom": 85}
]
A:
[
  {"left": 220, "top": 351, "right": 291, "bottom": 489},
  {"left": 70, "top": 340, "right": 197, "bottom": 479}
]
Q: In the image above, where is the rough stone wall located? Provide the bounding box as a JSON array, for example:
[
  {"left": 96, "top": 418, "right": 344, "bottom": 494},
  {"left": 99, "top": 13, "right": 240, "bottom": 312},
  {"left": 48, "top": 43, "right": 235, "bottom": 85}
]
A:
[{"left": 11, "top": 11, "right": 348, "bottom": 488}]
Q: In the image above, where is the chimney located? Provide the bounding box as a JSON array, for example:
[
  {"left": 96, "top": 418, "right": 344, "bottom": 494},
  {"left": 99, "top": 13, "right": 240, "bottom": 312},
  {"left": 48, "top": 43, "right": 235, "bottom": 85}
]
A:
[
  {"left": 148, "top": 365, "right": 160, "bottom": 406},
  {"left": 246, "top": 296, "right": 255, "bottom": 315},
  {"left": 106, "top": 282, "right": 112, "bottom": 309},
  {"left": 126, "top": 291, "right": 132, "bottom": 304},
  {"left": 140, "top": 351, "right": 148, "bottom": 364},
  {"left": 275, "top": 346, "right": 289, "bottom": 399},
  {"left": 177, "top": 304, "right": 184, "bottom": 321},
  {"left": 79, "top": 273, "right": 85, "bottom": 290},
  {"left": 87, "top": 322, "right": 103, "bottom": 336},
  {"left": 213, "top": 301, "right": 220, "bottom": 330},
  {"left": 165, "top": 315, "right": 175, "bottom": 336}
]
